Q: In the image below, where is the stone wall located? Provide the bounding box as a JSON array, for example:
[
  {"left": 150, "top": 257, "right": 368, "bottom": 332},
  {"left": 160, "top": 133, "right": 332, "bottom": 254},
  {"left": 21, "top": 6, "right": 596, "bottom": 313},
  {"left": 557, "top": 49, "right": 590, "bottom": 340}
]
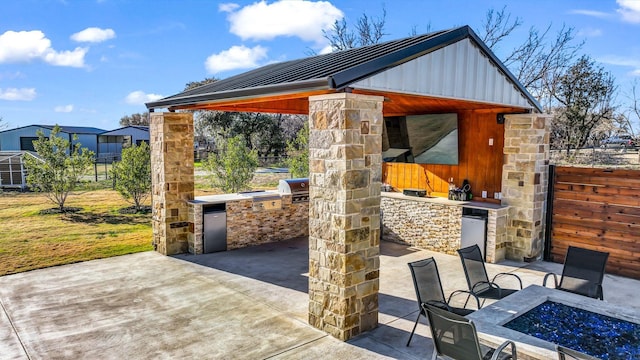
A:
[
  {"left": 381, "top": 197, "right": 462, "bottom": 254},
  {"left": 150, "top": 112, "right": 194, "bottom": 255},
  {"left": 226, "top": 196, "right": 309, "bottom": 249},
  {"left": 307, "top": 93, "right": 384, "bottom": 341},
  {"left": 485, "top": 207, "right": 509, "bottom": 263},
  {"left": 502, "top": 114, "right": 551, "bottom": 261}
]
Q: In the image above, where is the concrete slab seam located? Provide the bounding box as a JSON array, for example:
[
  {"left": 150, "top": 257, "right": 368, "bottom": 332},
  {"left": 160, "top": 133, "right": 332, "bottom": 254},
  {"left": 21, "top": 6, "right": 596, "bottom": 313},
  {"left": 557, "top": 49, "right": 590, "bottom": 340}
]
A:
[
  {"left": 263, "top": 334, "right": 329, "bottom": 359},
  {"left": 0, "top": 297, "right": 31, "bottom": 359}
]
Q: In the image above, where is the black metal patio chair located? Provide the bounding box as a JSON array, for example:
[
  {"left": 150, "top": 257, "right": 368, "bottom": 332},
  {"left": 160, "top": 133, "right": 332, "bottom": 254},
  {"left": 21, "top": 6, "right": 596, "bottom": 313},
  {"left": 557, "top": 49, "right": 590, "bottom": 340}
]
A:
[
  {"left": 457, "top": 245, "right": 523, "bottom": 306},
  {"left": 424, "top": 303, "right": 518, "bottom": 360},
  {"left": 556, "top": 345, "right": 600, "bottom": 360},
  {"left": 406, "top": 257, "right": 480, "bottom": 346},
  {"left": 543, "top": 246, "right": 609, "bottom": 300}
]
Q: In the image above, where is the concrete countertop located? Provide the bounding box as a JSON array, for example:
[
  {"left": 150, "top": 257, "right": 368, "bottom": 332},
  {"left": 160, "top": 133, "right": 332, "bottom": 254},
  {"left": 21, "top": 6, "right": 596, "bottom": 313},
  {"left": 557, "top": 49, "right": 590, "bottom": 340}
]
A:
[
  {"left": 191, "top": 190, "right": 280, "bottom": 204},
  {"left": 381, "top": 191, "right": 508, "bottom": 210}
]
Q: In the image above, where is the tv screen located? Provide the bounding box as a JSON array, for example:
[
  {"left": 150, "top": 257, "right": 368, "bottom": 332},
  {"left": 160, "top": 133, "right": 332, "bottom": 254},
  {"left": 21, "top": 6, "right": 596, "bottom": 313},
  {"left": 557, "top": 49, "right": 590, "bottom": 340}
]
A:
[{"left": 382, "top": 113, "right": 458, "bottom": 165}]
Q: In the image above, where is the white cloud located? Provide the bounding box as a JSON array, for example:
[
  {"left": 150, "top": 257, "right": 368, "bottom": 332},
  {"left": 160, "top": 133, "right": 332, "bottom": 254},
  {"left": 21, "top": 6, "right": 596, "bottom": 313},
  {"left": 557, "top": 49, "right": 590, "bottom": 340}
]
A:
[
  {"left": 0, "top": 87, "right": 36, "bottom": 101},
  {"left": 205, "top": 45, "right": 268, "bottom": 73},
  {"left": 569, "top": 9, "right": 612, "bottom": 19},
  {"left": 598, "top": 55, "right": 640, "bottom": 76},
  {"left": 54, "top": 104, "right": 74, "bottom": 112},
  {"left": 617, "top": 0, "right": 640, "bottom": 23},
  {"left": 125, "top": 91, "right": 163, "bottom": 105},
  {"left": 577, "top": 27, "right": 603, "bottom": 37},
  {"left": 0, "top": 30, "right": 87, "bottom": 67},
  {"left": 225, "top": 0, "right": 343, "bottom": 43},
  {"left": 219, "top": 2, "right": 240, "bottom": 12},
  {"left": 71, "top": 27, "right": 116, "bottom": 43}
]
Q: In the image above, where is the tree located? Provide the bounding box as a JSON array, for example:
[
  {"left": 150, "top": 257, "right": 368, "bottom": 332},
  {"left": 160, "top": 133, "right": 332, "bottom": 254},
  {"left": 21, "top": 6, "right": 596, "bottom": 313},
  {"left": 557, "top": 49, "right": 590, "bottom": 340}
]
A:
[
  {"left": 111, "top": 142, "right": 151, "bottom": 212},
  {"left": 0, "top": 116, "right": 7, "bottom": 130},
  {"left": 478, "top": 7, "right": 583, "bottom": 111},
  {"left": 204, "top": 135, "right": 258, "bottom": 193},
  {"left": 23, "top": 125, "right": 95, "bottom": 211},
  {"left": 550, "top": 56, "right": 617, "bottom": 152},
  {"left": 323, "top": 6, "right": 387, "bottom": 51},
  {"left": 287, "top": 122, "right": 309, "bottom": 178},
  {"left": 120, "top": 112, "right": 149, "bottom": 126}
]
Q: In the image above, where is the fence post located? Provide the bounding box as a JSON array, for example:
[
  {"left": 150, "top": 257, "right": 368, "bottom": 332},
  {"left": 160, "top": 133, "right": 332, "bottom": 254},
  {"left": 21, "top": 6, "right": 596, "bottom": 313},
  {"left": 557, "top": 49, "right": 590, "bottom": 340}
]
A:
[
  {"left": 94, "top": 161, "right": 98, "bottom": 182},
  {"left": 543, "top": 164, "right": 556, "bottom": 261}
]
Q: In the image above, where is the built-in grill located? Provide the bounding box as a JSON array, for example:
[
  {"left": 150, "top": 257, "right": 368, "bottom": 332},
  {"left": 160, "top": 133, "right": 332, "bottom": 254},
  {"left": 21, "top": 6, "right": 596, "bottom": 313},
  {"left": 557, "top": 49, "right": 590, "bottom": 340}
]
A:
[{"left": 278, "top": 178, "right": 309, "bottom": 203}]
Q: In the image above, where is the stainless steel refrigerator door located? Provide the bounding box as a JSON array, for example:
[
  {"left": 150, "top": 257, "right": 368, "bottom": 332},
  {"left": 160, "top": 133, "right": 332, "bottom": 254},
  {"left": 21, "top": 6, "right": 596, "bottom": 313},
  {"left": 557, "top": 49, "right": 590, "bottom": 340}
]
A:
[
  {"left": 461, "top": 215, "right": 486, "bottom": 259},
  {"left": 203, "top": 210, "right": 227, "bottom": 253}
]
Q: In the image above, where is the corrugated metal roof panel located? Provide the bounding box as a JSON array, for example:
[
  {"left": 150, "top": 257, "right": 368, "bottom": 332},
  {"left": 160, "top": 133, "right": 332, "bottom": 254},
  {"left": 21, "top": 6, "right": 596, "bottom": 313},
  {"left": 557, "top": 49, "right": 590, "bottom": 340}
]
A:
[{"left": 351, "top": 38, "right": 532, "bottom": 109}]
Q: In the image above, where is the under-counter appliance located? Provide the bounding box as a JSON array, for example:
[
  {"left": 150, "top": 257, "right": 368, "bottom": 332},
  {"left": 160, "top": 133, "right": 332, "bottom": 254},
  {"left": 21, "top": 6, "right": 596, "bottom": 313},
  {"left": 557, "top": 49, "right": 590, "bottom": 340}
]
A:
[
  {"left": 461, "top": 211, "right": 487, "bottom": 259},
  {"left": 203, "top": 203, "right": 226, "bottom": 253}
]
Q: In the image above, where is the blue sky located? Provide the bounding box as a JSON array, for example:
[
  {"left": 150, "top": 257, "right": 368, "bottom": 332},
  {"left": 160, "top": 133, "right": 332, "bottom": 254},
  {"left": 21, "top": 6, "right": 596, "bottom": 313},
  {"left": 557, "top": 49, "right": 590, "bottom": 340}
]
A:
[{"left": 1, "top": 0, "right": 639, "bottom": 131}]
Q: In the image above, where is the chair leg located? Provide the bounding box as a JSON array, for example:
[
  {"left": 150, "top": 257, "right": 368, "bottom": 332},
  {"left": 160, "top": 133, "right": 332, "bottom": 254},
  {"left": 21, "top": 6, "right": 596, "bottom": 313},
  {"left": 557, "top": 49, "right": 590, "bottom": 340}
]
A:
[
  {"left": 406, "top": 312, "right": 422, "bottom": 346},
  {"left": 431, "top": 349, "right": 438, "bottom": 360}
]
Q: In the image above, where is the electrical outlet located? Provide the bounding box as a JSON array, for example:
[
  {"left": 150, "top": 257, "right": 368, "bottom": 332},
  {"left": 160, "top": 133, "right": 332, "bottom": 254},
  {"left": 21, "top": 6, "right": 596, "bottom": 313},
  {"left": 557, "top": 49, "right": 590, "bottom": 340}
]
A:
[
  {"left": 489, "top": 138, "right": 494, "bottom": 146},
  {"left": 482, "top": 191, "right": 487, "bottom": 198}
]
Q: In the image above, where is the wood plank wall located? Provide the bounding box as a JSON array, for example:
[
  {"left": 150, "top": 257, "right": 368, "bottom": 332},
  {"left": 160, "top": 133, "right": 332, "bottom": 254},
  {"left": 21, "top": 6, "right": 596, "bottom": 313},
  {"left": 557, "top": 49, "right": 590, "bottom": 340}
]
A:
[
  {"left": 382, "top": 110, "right": 505, "bottom": 203},
  {"left": 550, "top": 166, "right": 640, "bottom": 279}
]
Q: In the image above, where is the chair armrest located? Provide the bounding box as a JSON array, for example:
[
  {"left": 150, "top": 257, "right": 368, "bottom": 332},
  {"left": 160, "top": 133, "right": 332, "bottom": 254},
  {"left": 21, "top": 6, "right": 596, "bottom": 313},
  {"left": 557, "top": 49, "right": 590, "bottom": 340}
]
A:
[
  {"left": 492, "top": 272, "right": 523, "bottom": 290},
  {"left": 447, "top": 290, "right": 481, "bottom": 310},
  {"left": 542, "top": 273, "right": 558, "bottom": 288},
  {"left": 491, "top": 340, "right": 517, "bottom": 360}
]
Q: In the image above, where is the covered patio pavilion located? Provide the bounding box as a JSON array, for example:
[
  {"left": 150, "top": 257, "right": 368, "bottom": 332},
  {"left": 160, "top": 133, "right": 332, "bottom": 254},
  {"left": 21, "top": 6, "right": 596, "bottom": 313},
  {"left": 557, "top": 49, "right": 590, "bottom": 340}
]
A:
[{"left": 146, "top": 25, "right": 549, "bottom": 341}]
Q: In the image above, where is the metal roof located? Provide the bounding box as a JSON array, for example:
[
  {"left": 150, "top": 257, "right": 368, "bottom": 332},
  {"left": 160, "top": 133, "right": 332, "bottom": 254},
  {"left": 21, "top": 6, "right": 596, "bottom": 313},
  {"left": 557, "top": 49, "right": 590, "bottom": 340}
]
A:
[
  {"left": 146, "top": 25, "right": 541, "bottom": 112},
  {"left": 0, "top": 125, "right": 106, "bottom": 135}
]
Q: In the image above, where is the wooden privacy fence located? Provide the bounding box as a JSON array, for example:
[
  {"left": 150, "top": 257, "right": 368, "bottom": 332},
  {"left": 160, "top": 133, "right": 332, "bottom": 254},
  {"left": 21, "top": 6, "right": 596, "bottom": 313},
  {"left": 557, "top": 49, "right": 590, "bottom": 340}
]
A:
[{"left": 547, "top": 166, "right": 640, "bottom": 279}]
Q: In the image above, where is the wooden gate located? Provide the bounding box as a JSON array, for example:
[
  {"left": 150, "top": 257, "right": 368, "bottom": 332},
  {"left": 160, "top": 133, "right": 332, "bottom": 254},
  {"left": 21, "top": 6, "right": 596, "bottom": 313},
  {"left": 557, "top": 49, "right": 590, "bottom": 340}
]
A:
[{"left": 546, "top": 166, "right": 640, "bottom": 279}]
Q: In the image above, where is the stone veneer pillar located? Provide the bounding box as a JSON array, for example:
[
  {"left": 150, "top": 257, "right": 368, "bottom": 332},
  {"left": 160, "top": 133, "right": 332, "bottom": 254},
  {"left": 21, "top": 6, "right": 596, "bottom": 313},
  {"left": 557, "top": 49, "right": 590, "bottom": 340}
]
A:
[
  {"left": 501, "top": 113, "right": 551, "bottom": 261},
  {"left": 150, "top": 112, "right": 194, "bottom": 255},
  {"left": 307, "top": 93, "right": 384, "bottom": 341}
]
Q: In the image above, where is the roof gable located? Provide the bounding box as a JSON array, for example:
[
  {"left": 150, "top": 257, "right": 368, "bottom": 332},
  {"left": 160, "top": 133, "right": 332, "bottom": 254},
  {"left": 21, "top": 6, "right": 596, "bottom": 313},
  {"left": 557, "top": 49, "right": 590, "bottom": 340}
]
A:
[{"left": 146, "top": 26, "right": 540, "bottom": 112}]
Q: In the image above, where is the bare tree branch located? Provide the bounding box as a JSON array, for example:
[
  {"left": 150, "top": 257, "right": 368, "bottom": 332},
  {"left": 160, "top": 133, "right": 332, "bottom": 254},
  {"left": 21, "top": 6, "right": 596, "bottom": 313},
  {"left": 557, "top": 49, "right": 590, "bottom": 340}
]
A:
[{"left": 480, "top": 6, "right": 522, "bottom": 50}]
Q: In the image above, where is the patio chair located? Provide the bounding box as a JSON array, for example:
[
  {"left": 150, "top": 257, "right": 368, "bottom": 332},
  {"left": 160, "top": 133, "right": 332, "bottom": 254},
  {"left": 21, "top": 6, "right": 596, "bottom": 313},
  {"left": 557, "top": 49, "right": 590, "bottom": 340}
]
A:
[
  {"left": 543, "top": 246, "right": 609, "bottom": 300},
  {"left": 457, "top": 245, "right": 523, "bottom": 306},
  {"left": 557, "top": 345, "right": 600, "bottom": 360},
  {"left": 406, "top": 257, "right": 480, "bottom": 346},
  {"left": 423, "top": 303, "right": 518, "bottom": 360}
]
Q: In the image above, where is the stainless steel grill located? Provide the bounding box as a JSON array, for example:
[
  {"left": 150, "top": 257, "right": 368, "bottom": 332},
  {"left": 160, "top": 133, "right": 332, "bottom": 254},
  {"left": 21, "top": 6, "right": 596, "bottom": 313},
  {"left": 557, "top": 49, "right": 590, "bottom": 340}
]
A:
[{"left": 278, "top": 178, "right": 309, "bottom": 203}]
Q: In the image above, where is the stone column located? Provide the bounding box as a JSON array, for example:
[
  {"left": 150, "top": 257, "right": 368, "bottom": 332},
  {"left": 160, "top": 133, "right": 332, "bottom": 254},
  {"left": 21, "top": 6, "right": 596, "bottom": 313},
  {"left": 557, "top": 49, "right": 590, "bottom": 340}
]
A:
[
  {"left": 150, "top": 112, "right": 194, "bottom": 255},
  {"left": 501, "top": 114, "right": 551, "bottom": 261},
  {"left": 307, "top": 93, "right": 384, "bottom": 341}
]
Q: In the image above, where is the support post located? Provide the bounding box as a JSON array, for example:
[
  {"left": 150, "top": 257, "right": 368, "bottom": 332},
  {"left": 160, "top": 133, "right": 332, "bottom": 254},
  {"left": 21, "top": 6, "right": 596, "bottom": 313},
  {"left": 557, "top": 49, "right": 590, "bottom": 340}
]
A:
[
  {"left": 307, "top": 93, "right": 384, "bottom": 341},
  {"left": 150, "top": 112, "right": 194, "bottom": 255}
]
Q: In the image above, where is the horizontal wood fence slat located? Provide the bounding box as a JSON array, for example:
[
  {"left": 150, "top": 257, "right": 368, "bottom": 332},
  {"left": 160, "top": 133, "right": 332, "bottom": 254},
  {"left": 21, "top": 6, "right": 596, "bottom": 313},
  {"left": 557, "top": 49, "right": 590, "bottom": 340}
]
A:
[{"left": 549, "top": 166, "right": 640, "bottom": 279}]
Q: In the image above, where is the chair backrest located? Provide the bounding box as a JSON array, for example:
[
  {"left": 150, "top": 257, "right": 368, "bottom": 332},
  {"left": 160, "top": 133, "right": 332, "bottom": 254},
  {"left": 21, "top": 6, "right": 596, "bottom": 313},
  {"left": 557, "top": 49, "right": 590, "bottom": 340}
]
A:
[
  {"left": 457, "top": 245, "right": 490, "bottom": 293},
  {"left": 407, "top": 258, "right": 447, "bottom": 307},
  {"left": 423, "top": 303, "right": 484, "bottom": 360},
  {"left": 559, "top": 246, "right": 609, "bottom": 298},
  {"left": 557, "top": 345, "right": 600, "bottom": 360}
]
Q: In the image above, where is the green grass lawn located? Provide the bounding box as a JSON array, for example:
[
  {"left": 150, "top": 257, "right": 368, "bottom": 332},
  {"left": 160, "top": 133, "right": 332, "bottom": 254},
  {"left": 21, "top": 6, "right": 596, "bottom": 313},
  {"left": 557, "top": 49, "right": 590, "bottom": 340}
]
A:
[{"left": 0, "top": 188, "right": 152, "bottom": 276}]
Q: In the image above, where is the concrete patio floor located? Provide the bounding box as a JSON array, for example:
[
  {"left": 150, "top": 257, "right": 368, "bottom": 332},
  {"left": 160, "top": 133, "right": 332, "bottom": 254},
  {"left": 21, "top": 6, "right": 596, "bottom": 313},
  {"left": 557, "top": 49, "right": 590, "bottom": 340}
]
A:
[{"left": 1, "top": 237, "right": 638, "bottom": 359}]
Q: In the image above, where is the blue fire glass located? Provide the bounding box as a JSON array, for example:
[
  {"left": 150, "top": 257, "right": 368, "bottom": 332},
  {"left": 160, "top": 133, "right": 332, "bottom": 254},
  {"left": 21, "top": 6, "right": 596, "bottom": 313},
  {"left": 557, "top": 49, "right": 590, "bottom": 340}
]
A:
[{"left": 503, "top": 301, "right": 640, "bottom": 360}]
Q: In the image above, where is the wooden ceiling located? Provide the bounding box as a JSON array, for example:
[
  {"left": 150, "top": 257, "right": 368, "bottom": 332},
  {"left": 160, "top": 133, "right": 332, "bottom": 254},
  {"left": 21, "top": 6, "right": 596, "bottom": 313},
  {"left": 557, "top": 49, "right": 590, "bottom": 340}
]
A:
[{"left": 169, "top": 89, "right": 527, "bottom": 116}]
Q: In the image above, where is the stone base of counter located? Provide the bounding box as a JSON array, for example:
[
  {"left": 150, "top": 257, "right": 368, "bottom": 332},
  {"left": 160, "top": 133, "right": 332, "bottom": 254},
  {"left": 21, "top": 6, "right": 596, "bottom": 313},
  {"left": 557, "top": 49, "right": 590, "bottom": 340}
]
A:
[
  {"left": 381, "top": 197, "right": 462, "bottom": 255},
  {"left": 226, "top": 196, "right": 308, "bottom": 250}
]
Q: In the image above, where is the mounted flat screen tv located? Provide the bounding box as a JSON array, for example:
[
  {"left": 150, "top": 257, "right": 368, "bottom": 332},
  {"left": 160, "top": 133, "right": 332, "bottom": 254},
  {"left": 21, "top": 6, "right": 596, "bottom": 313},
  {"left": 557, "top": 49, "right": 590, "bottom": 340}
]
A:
[{"left": 382, "top": 113, "right": 458, "bottom": 165}]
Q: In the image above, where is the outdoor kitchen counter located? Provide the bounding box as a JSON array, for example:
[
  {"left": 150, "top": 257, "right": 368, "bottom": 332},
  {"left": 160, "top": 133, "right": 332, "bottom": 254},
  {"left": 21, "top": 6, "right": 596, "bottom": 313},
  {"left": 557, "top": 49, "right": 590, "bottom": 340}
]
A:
[
  {"left": 188, "top": 189, "right": 308, "bottom": 255},
  {"left": 381, "top": 191, "right": 510, "bottom": 263},
  {"left": 192, "top": 190, "right": 281, "bottom": 204},
  {"left": 381, "top": 191, "right": 508, "bottom": 210}
]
